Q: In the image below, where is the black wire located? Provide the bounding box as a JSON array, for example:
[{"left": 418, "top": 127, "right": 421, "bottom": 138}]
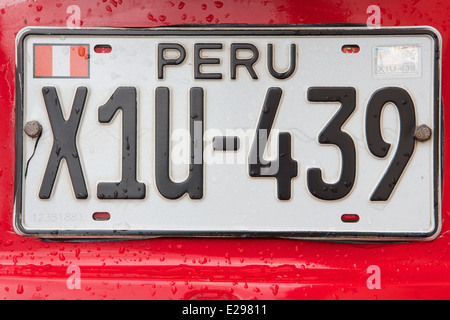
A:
[{"left": 24, "top": 134, "right": 41, "bottom": 178}]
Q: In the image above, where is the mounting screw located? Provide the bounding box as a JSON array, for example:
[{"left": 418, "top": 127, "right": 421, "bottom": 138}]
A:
[
  {"left": 24, "top": 120, "right": 42, "bottom": 138},
  {"left": 414, "top": 124, "right": 432, "bottom": 142}
]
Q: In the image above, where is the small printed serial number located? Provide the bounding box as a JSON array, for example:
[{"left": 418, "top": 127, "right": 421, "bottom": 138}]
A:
[{"left": 33, "top": 212, "right": 83, "bottom": 223}]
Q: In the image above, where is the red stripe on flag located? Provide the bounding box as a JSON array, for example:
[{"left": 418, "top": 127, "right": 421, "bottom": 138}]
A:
[
  {"left": 70, "top": 46, "right": 89, "bottom": 77},
  {"left": 34, "top": 45, "right": 53, "bottom": 77}
]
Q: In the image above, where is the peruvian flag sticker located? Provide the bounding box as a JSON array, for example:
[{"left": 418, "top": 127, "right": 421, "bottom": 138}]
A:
[{"left": 34, "top": 44, "right": 90, "bottom": 78}]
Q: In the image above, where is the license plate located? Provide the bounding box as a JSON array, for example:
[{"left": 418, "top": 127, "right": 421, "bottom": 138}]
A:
[{"left": 14, "top": 26, "right": 442, "bottom": 241}]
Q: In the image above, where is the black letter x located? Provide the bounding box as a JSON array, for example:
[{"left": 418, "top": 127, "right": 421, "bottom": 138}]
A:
[{"left": 39, "top": 86, "right": 88, "bottom": 199}]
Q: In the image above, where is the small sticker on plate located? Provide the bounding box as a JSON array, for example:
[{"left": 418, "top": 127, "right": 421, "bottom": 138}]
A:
[{"left": 375, "top": 45, "right": 421, "bottom": 76}]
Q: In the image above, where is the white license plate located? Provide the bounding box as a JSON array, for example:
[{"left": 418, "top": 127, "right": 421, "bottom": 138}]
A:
[{"left": 14, "top": 26, "right": 442, "bottom": 241}]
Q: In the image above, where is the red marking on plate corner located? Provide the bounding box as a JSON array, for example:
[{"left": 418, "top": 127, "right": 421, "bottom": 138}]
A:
[
  {"left": 93, "top": 212, "right": 111, "bottom": 221},
  {"left": 341, "top": 214, "right": 360, "bottom": 223},
  {"left": 94, "top": 45, "right": 112, "bottom": 53},
  {"left": 342, "top": 45, "right": 360, "bottom": 53}
]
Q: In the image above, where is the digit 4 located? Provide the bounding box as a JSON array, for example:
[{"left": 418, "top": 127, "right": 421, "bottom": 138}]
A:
[{"left": 248, "top": 87, "right": 298, "bottom": 200}]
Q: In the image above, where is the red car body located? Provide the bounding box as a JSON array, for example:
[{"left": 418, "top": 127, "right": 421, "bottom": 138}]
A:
[{"left": 0, "top": 0, "right": 449, "bottom": 300}]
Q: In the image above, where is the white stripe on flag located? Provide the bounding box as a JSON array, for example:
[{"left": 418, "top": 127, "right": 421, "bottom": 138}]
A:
[{"left": 52, "top": 45, "right": 71, "bottom": 77}]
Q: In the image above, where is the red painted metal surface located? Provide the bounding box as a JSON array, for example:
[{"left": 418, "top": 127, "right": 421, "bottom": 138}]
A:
[{"left": 0, "top": 0, "right": 449, "bottom": 300}]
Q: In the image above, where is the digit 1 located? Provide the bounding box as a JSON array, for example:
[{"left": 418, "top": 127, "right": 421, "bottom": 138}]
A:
[
  {"left": 365, "top": 87, "right": 416, "bottom": 201},
  {"left": 97, "top": 87, "right": 146, "bottom": 199},
  {"left": 307, "top": 87, "right": 357, "bottom": 201},
  {"left": 248, "top": 87, "right": 298, "bottom": 200}
]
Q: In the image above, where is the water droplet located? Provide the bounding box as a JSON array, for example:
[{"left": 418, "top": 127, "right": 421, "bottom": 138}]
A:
[
  {"left": 36, "top": 5, "right": 43, "bottom": 12},
  {"left": 78, "top": 46, "right": 86, "bottom": 57},
  {"left": 16, "top": 284, "right": 24, "bottom": 295},
  {"left": 4, "top": 240, "right": 13, "bottom": 246},
  {"left": 171, "top": 286, "right": 177, "bottom": 294},
  {"left": 214, "top": 1, "right": 223, "bottom": 8},
  {"left": 270, "top": 284, "right": 279, "bottom": 295}
]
